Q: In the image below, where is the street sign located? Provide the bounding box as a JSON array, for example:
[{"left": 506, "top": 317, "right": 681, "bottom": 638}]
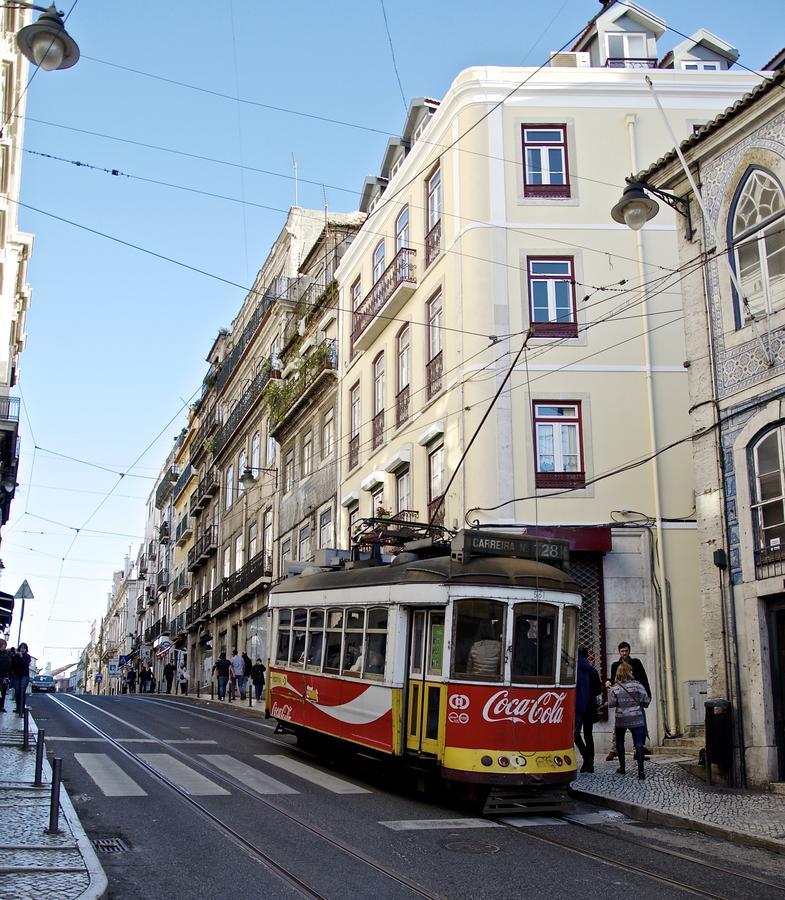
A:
[
  {"left": 118, "top": 655, "right": 129, "bottom": 666},
  {"left": 107, "top": 659, "right": 119, "bottom": 676},
  {"left": 94, "top": 674, "right": 103, "bottom": 682},
  {"left": 14, "top": 580, "right": 34, "bottom": 600}
]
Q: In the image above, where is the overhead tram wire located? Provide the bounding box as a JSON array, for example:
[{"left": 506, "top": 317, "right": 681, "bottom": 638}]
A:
[{"left": 379, "top": 0, "right": 407, "bottom": 114}]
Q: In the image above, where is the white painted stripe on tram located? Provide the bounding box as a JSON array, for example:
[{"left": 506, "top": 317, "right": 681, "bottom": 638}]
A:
[
  {"left": 73, "top": 753, "right": 147, "bottom": 797},
  {"left": 137, "top": 753, "right": 230, "bottom": 796},
  {"left": 200, "top": 754, "right": 299, "bottom": 795},
  {"left": 380, "top": 818, "right": 502, "bottom": 831},
  {"left": 256, "top": 755, "right": 371, "bottom": 794}
]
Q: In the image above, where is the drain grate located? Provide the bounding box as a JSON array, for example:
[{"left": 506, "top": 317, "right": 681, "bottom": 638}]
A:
[{"left": 92, "top": 837, "right": 128, "bottom": 853}]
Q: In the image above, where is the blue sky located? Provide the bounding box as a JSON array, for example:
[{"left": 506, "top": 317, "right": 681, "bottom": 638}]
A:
[{"left": 5, "top": 0, "right": 780, "bottom": 668}]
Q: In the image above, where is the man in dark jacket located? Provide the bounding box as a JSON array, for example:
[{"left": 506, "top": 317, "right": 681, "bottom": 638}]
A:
[
  {"left": 575, "top": 647, "right": 602, "bottom": 773},
  {"left": 212, "top": 652, "right": 231, "bottom": 701},
  {"left": 0, "top": 639, "right": 11, "bottom": 712},
  {"left": 163, "top": 660, "right": 176, "bottom": 694},
  {"left": 10, "top": 643, "right": 31, "bottom": 715},
  {"left": 605, "top": 642, "right": 651, "bottom": 759}
]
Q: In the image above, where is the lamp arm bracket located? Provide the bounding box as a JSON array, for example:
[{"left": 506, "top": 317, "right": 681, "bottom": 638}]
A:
[
  {"left": 628, "top": 177, "right": 688, "bottom": 217},
  {"left": 3, "top": 3, "right": 61, "bottom": 13}
]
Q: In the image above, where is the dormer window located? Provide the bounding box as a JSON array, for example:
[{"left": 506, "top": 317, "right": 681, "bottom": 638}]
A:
[
  {"left": 605, "top": 32, "right": 654, "bottom": 68},
  {"left": 682, "top": 61, "right": 719, "bottom": 71}
]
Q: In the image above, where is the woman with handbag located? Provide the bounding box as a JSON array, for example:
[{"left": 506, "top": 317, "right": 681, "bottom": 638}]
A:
[{"left": 607, "top": 660, "right": 650, "bottom": 779}]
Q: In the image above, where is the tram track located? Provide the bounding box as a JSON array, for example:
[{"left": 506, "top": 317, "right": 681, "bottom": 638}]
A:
[
  {"left": 501, "top": 818, "right": 785, "bottom": 899},
  {"left": 51, "top": 695, "right": 442, "bottom": 900}
]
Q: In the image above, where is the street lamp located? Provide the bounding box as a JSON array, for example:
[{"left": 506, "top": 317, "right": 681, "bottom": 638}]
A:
[
  {"left": 611, "top": 176, "right": 693, "bottom": 240},
  {"left": 13, "top": 3, "right": 80, "bottom": 71},
  {"left": 239, "top": 466, "right": 278, "bottom": 491}
]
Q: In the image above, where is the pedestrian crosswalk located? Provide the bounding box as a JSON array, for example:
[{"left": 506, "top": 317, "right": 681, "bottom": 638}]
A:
[{"left": 65, "top": 749, "right": 372, "bottom": 799}]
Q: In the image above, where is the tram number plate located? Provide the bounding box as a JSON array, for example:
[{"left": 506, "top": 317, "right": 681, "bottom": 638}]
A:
[{"left": 452, "top": 531, "right": 568, "bottom": 563}]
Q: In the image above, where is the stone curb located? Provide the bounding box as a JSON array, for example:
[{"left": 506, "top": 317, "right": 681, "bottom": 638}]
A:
[{"left": 569, "top": 784, "right": 785, "bottom": 857}]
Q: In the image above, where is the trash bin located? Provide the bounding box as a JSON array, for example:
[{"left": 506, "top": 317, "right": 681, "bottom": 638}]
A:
[{"left": 705, "top": 698, "right": 733, "bottom": 782}]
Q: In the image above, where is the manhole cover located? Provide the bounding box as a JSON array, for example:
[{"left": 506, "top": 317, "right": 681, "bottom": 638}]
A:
[
  {"left": 92, "top": 837, "right": 128, "bottom": 853},
  {"left": 444, "top": 839, "right": 500, "bottom": 854}
]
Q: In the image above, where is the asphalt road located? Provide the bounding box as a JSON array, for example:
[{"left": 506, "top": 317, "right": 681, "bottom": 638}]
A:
[{"left": 26, "top": 693, "right": 785, "bottom": 900}]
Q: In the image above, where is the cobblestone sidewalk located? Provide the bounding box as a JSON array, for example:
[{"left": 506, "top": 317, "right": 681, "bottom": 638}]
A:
[
  {"left": 0, "top": 711, "right": 107, "bottom": 900},
  {"left": 571, "top": 754, "right": 785, "bottom": 854}
]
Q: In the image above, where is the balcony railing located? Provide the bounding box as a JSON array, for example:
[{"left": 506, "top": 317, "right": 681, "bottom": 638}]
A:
[
  {"left": 156, "top": 568, "right": 169, "bottom": 592},
  {"left": 755, "top": 547, "right": 785, "bottom": 580},
  {"left": 534, "top": 470, "right": 586, "bottom": 489},
  {"left": 191, "top": 467, "right": 219, "bottom": 516},
  {"left": 190, "top": 405, "right": 219, "bottom": 464},
  {"left": 227, "top": 550, "right": 273, "bottom": 604},
  {"left": 175, "top": 515, "right": 193, "bottom": 546},
  {"left": 426, "top": 351, "right": 443, "bottom": 400},
  {"left": 372, "top": 410, "right": 385, "bottom": 450},
  {"left": 155, "top": 466, "right": 179, "bottom": 509},
  {"left": 145, "top": 584, "right": 156, "bottom": 605},
  {"left": 172, "top": 570, "right": 191, "bottom": 598},
  {"left": 428, "top": 494, "right": 445, "bottom": 527},
  {"left": 189, "top": 525, "right": 218, "bottom": 570},
  {"left": 136, "top": 598, "right": 145, "bottom": 616},
  {"left": 396, "top": 385, "right": 410, "bottom": 428},
  {"left": 348, "top": 434, "right": 359, "bottom": 471},
  {"left": 268, "top": 340, "right": 337, "bottom": 437},
  {"left": 351, "top": 248, "right": 416, "bottom": 346},
  {"left": 172, "top": 463, "right": 193, "bottom": 502},
  {"left": 0, "top": 396, "right": 19, "bottom": 422},
  {"left": 212, "top": 580, "right": 230, "bottom": 611},
  {"left": 425, "top": 219, "right": 441, "bottom": 268},
  {"left": 159, "top": 521, "right": 170, "bottom": 545},
  {"left": 213, "top": 361, "right": 278, "bottom": 457},
  {"left": 605, "top": 57, "right": 657, "bottom": 69},
  {"left": 147, "top": 540, "right": 157, "bottom": 561},
  {"left": 215, "top": 280, "right": 294, "bottom": 394},
  {"left": 138, "top": 554, "right": 147, "bottom": 576}
]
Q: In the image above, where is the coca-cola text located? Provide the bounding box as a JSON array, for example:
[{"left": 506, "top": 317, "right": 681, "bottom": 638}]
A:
[{"left": 482, "top": 690, "right": 566, "bottom": 725}]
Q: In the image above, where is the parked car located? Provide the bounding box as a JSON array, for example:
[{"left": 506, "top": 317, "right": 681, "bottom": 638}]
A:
[{"left": 31, "top": 674, "right": 56, "bottom": 693}]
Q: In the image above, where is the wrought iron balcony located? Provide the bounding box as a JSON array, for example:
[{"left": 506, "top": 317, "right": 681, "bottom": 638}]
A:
[
  {"left": 348, "top": 434, "right": 359, "bottom": 472},
  {"left": 145, "top": 584, "right": 156, "bottom": 605},
  {"left": 159, "top": 521, "right": 170, "bottom": 545},
  {"left": 190, "top": 405, "right": 219, "bottom": 464},
  {"left": 227, "top": 550, "right": 273, "bottom": 604},
  {"left": 534, "top": 470, "right": 586, "bottom": 489},
  {"left": 428, "top": 494, "right": 445, "bottom": 527},
  {"left": 156, "top": 568, "right": 169, "bottom": 592},
  {"left": 191, "top": 467, "right": 219, "bottom": 515},
  {"left": 147, "top": 540, "right": 157, "bottom": 561},
  {"left": 189, "top": 525, "right": 218, "bottom": 570},
  {"left": 351, "top": 248, "right": 416, "bottom": 350},
  {"left": 138, "top": 554, "right": 147, "bottom": 575},
  {"left": 426, "top": 350, "right": 443, "bottom": 400},
  {"left": 213, "top": 362, "right": 278, "bottom": 457},
  {"left": 372, "top": 410, "right": 385, "bottom": 450},
  {"left": 269, "top": 340, "right": 337, "bottom": 438},
  {"left": 605, "top": 57, "right": 657, "bottom": 69},
  {"left": 136, "top": 598, "right": 145, "bottom": 616},
  {"left": 0, "top": 395, "right": 20, "bottom": 423},
  {"left": 175, "top": 515, "right": 193, "bottom": 546},
  {"left": 755, "top": 547, "right": 785, "bottom": 580},
  {"left": 396, "top": 385, "right": 410, "bottom": 428},
  {"left": 425, "top": 219, "right": 441, "bottom": 268},
  {"left": 172, "top": 463, "right": 194, "bottom": 502},
  {"left": 172, "top": 570, "right": 191, "bottom": 598},
  {"left": 212, "top": 579, "right": 230, "bottom": 611},
  {"left": 155, "top": 466, "right": 179, "bottom": 510}
]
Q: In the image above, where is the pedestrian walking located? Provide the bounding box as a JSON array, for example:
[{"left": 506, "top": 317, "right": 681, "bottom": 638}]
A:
[
  {"left": 0, "top": 639, "right": 11, "bottom": 712},
  {"left": 150, "top": 672, "right": 157, "bottom": 693},
  {"left": 605, "top": 641, "right": 651, "bottom": 760},
  {"left": 163, "top": 660, "right": 176, "bottom": 694},
  {"left": 607, "top": 661, "right": 650, "bottom": 779},
  {"left": 10, "top": 643, "right": 31, "bottom": 716},
  {"left": 139, "top": 663, "right": 151, "bottom": 694},
  {"left": 230, "top": 649, "right": 245, "bottom": 700},
  {"left": 126, "top": 668, "right": 137, "bottom": 694},
  {"left": 575, "top": 647, "right": 602, "bottom": 773},
  {"left": 251, "top": 657, "right": 266, "bottom": 702},
  {"left": 213, "top": 653, "right": 231, "bottom": 700},
  {"left": 178, "top": 663, "right": 188, "bottom": 695}
]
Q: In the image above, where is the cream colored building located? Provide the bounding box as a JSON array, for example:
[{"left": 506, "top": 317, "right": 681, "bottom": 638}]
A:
[{"left": 335, "top": 4, "right": 760, "bottom": 746}]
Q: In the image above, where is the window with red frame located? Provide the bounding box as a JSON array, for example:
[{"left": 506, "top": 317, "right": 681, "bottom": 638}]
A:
[
  {"left": 528, "top": 257, "right": 577, "bottom": 337},
  {"left": 533, "top": 402, "right": 585, "bottom": 488},
  {"left": 522, "top": 125, "right": 570, "bottom": 198}
]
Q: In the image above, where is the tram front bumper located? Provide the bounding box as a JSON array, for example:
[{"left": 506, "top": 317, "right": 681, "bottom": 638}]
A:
[{"left": 441, "top": 745, "right": 576, "bottom": 784}]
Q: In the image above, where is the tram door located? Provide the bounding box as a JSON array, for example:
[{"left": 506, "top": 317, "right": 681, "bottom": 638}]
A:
[{"left": 406, "top": 609, "right": 446, "bottom": 755}]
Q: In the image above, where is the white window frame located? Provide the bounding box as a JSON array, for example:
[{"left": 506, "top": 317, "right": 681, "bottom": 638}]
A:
[{"left": 225, "top": 464, "right": 234, "bottom": 509}]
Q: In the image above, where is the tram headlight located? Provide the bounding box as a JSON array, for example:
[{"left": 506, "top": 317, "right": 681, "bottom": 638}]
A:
[
  {"left": 564, "top": 754, "right": 572, "bottom": 766},
  {"left": 498, "top": 756, "right": 510, "bottom": 768},
  {"left": 481, "top": 755, "right": 493, "bottom": 767},
  {"left": 554, "top": 756, "right": 563, "bottom": 767}
]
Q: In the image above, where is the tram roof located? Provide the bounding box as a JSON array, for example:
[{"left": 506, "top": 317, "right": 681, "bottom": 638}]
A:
[{"left": 271, "top": 554, "right": 581, "bottom": 596}]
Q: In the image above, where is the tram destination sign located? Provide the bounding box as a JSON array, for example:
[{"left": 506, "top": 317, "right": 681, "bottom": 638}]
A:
[{"left": 452, "top": 530, "right": 569, "bottom": 565}]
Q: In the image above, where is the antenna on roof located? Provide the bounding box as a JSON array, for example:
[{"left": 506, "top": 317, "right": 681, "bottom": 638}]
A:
[{"left": 292, "top": 154, "right": 299, "bottom": 208}]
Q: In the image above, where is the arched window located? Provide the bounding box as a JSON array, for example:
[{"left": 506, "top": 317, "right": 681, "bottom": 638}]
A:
[
  {"left": 751, "top": 425, "right": 785, "bottom": 554},
  {"left": 730, "top": 168, "right": 785, "bottom": 324}
]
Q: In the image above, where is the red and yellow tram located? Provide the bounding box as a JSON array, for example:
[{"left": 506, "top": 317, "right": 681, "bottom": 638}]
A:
[{"left": 266, "top": 530, "right": 582, "bottom": 812}]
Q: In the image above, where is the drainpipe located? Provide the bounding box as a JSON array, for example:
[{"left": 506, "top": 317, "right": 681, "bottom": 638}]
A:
[{"left": 625, "top": 113, "right": 679, "bottom": 738}]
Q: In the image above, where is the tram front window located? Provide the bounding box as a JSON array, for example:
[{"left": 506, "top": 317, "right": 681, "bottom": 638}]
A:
[
  {"left": 324, "top": 609, "right": 343, "bottom": 673},
  {"left": 276, "top": 610, "right": 291, "bottom": 664},
  {"left": 452, "top": 599, "right": 505, "bottom": 681},
  {"left": 561, "top": 606, "right": 578, "bottom": 684},
  {"left": 512, "top": 604, "right": 556, "bottom": 683},
  {"left": 343, "top": 608, "right": 365, "bottom": 676}
]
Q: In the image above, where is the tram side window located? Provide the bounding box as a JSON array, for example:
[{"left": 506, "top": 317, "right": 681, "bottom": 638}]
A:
[
  {"left": 291, "top": 608, "right": 307, "bottom": 668},
  {"left": 306, "top": 609, "right": 325, "bottom": 669},
  {"left": 342, "top": 608, "right": 366, "bottom": 676},
  {"left": 364, "top": 607, "right": 388, "bottom": 678},
  {"left": 276, "top": 610, "right": 292, "bottom": 664},
  {"left": 452, "top": 599, "right": 505, "bottom": 681},
  {"left": 561, "top": 606, "right": 578, "bottom": 684},
  {"left": 324, "top": 608, "right": 343, "bottom": 673},
  {"left": 511, "top": 603, "right": 556, "bottom": 683}
]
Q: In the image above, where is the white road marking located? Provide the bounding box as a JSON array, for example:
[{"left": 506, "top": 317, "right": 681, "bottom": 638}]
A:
[
  {"left": 115, "top": 738, "right": 156, "bottom": 743},
  {"left": 201, "top": 755, "right": 299, "bottom": 795},
  {"left": 43, "top": 737, "right": 106, "bottom": 742},
  {"left": 73, "top": 753, "right": 147, "bottom": 797},
  {"left": 564, "top": 811, "right": 631, "bottom": 825},
  {"left": 499, "top": 815, "right": 568, "bottom": 827},
  {"left": 137, "top": 754, "right": 230, "bottom": 796},
  {"left": 380, "top": 818, "right": 501, "bottom": 831},
  {"left": 256, "top": 755, "right": 371, "bottom": 794},
  {"left": 165, "top": 740, "right": 218, "bottom": 745}
]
